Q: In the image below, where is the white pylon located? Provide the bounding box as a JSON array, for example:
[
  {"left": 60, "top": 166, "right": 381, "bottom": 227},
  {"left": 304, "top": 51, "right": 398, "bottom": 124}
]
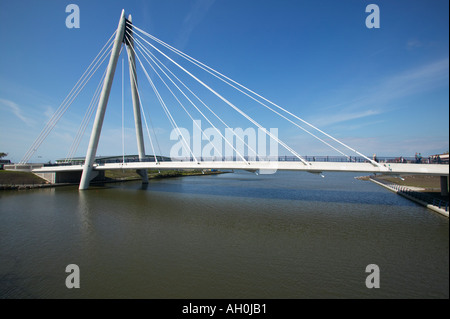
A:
[{"left": 79, "top": 10, "right": 127, "bottom": 190}]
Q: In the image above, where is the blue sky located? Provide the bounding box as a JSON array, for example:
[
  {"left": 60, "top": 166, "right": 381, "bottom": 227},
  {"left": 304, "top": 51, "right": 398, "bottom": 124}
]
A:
[{"left": 0, "top": 0, "right": 448, "bottom": 163}]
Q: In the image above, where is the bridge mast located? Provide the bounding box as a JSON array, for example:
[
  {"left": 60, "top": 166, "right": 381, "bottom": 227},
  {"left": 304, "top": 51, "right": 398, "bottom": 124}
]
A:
[
  {"left": 79, "top": 10, "right": 127, "bottom": 190},
  {"left": 125, "top": 14, "right": 149, "bottom": 184}
]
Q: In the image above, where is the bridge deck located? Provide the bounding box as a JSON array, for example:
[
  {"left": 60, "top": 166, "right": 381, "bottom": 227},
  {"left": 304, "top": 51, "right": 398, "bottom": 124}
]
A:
[{"left": 33, "top": 161, "right": 449, "bottom": 176}]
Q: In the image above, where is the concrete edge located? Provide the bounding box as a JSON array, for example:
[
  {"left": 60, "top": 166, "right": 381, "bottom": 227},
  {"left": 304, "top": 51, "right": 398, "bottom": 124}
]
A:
[{"left": 369, "top": 178, "right": 449, "bottom": 218}]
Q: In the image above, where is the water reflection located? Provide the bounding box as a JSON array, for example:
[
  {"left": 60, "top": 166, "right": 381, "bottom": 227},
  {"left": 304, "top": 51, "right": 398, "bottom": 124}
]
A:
[
  {"left": 77, "top": 190, "right": 93, "bottom": 236},
  {"left": 0, "top": 171, "right": 448, "bottom": 298}
]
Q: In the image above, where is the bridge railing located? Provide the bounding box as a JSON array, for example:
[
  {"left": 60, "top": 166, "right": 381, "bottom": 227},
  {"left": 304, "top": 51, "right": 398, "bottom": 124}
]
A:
[
  {"left": 158, "top": 155, "right": 447, "bottom": 164},
  {"left": 53, "top": 155, "right": 448, "bottom": 166}
]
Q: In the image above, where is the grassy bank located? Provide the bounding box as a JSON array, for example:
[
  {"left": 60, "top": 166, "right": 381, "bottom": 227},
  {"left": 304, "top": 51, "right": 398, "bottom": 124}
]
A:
[
  {"left": 0, "top": 170, "right": 48, "bottom": 186},
  {"left": 370, "top": 174, "right": 447, "bottom": 202},
  {"left": 104, "top": 169, "right": 224, "bottom": 181},
  {"left": 373, "top": 175, "right": 442, "bottom": 190}
]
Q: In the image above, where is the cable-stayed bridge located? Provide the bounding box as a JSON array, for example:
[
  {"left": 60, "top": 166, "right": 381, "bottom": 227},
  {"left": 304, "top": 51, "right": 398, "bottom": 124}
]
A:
[{"left": 20, "top": 10, "right": 448, "bottom": 190}]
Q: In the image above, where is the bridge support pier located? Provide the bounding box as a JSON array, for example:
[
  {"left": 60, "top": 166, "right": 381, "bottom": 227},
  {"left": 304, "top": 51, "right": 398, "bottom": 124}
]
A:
[
  {"left": 79, "top": 10, "right": 126, "bottom": 190},
  {"left": 440, "top": 176, "right": 449, "bottom": 196}
]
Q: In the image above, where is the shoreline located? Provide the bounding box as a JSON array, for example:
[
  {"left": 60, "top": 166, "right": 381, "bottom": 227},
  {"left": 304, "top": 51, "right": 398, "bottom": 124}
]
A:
[
  {"left": 0, "top": 170, "right": 228, "bottom": 191},
  {"left": 363, "top": 176, "right": 449, "bottom": 217}
]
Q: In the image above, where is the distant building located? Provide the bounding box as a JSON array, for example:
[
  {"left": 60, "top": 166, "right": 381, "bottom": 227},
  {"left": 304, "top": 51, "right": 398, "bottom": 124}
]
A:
[{"left": 0, "top": 159, "right": 11, "bottom": 169}]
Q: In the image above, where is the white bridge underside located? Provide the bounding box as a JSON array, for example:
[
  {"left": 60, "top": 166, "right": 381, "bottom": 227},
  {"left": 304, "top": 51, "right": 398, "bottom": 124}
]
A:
[{"left": 33, "top": 161, "right": 449, "bottom": 176}]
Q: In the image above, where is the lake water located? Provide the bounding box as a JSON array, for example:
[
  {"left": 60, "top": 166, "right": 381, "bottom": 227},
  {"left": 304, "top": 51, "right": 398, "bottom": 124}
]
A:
[{"left": 0, "top": 171, "right": 448, "bottom": 298}]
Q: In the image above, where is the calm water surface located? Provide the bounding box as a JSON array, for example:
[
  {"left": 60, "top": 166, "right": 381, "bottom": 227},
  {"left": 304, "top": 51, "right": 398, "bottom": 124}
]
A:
[{"left": 0, "top": 171, "right": 448, "bottom": 298}]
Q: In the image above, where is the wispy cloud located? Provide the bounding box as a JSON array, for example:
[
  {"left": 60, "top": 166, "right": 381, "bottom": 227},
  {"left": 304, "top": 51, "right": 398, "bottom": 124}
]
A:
[
  {"left": 43, "top": 105, "right": 55, "bottom": 120},
  {"left": 381, "top": 57, "right": 449, "bottom": 99},
  {"left": 312, "top": 109, "right": 382, "bottom": 127},
  {"left": 0, "top": 98, "right": 35, "bottom": 126},
  {"left": 310, "top": 57, "right": 449, "bottom": 127},
  {"left": 174, "top": 0, "right": 216, "bottom": 50},
  {"left": 406, "top": 39, "right": 423, "bottom": 50},
  {"left": 331, "top": 119, "right": 386, "bottom": 132}
]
